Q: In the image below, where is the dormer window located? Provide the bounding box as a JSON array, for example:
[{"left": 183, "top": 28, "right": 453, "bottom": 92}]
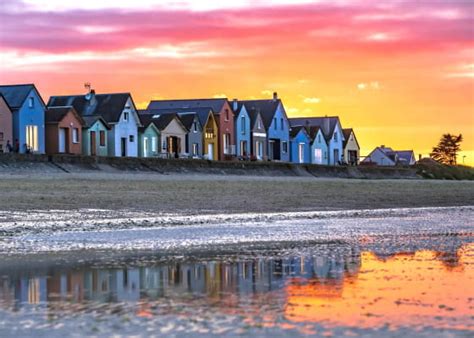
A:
[
  {"left": 123, "top": 112, "right": 129, "bottom": 121},
  {"left": 334, "top": 131, "right": 338, "bottom": 142},
  {"left": 28, "top": 97, "right": 34, "bottom": 108}
]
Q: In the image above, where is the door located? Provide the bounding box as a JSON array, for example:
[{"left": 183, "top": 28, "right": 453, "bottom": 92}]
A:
[
  {"left": 298, "top": 143, "right": 305, "bottom": 163},
  {"left": 121, "top": 137, "right": 127, "bottom": 157},
  {"left": 208, "top": 143, "right": 214, "bottom": 160},
  {"left": 143, "top": 137, "right": 148, "bottom": 158},
  {"left": 90, "top": 131, "right": 96, "bottom": 156},
  {"left": 334, "top": 149, "right": 339, "bottom": 165},
  {"left": 58, "top": 128, "right": 66, "bottom": 153}
]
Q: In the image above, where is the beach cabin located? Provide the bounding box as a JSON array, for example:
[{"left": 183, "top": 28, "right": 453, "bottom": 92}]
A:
[
  {"left": 45, "top": 106, "right": 85, "bottom": 155},
  {"left": 48, "top": 87, "right": 142, "bottom": 157},
  {"left": 238, "top": 92, "right": 290, "bottom": 162},
  {"left": 139, "top": 113, "right": 187, "bottom": 158},
  {"left": 231, "top": 100, "right": 251, "bottom": 159},
  {"left": 147, "top": 99, "right": 235, "bottom": 160},
  {"left": 247, "top": 108, "right": 267, "bottom": 161},
  {"left": 289, "top": 116, "right": 344, "bottom": 165},
  {"left": 307, "top": 126, "right": 329, "bottom": 165},
  {"left": 290, "top": 126, "right": 311, "bottom": 164},
  {"left": 0, "top": 94, "right": 13, "bottom": 153},
  {"left": 0, "top": 84, "right": 46, "bottom": 154},
  {"left": 137, "top": 114, "right": 160, "bottom": 158},
  {"left": 178, "top": 113, "right": 203, "bottom": 158},
  {"left": 81, "top": 115, "right": 110, "bottom": 156},
  {"left": 342, "top": 128, "right": 360, "bottom": 165},
  {"left": 362, "top": 146, "right": 416, "bottom": 166}
]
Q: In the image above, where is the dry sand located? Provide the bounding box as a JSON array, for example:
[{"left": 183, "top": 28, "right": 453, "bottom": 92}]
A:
[{"left": 0, "top": 172, "right": 472, "bottom": 213}]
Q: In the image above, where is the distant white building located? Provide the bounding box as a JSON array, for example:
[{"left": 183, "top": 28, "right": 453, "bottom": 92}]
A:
[{"left": 362, "top": 146, "right": 416, "bottom": 166}]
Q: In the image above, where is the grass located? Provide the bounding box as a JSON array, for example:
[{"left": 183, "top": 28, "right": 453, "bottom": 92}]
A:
[
  {"left": 0, "top": 173, "right": 472, "bottom": 213},
  {"left": 416, "top": 159, "right": 474, "bottom": 180}
]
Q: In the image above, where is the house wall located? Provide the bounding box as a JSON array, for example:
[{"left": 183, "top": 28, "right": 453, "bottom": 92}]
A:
[
  {"left": 364, "top": 148, "right": 396, "bottom": 166},
  {"left": 16, "top": 88, "right": 45, "bottom": 154},
  {"left": 109, "top": 97, "right": 139, "bottom": 157},
  {"left": 234, "top": 106, "right": 251, "bottom": 157},
  {"left": 343, "top": 131, "right": 360, "bottom": 165},
  {"left": 250, "top": 113, "right": 267, "bottom": 161},
  {"left": 311, "top": 130, "right": 329, "bottom": 165},
  {"left": 327, "top": 122, "right": 344, "bottom": 165},
  {"left": 138, "top": 125, "right": 160, "bottom": 158},
  {"left": 267, "top": 102, "right": 290, "bottom": 162},
  {"left": 0, "top": 97, "right": 12, "bottom": 153},
  {"left": 203, "top": 113, "right": 218, "bottom": 160},
  {"left": 160, "top": 118, "right": 187, "bottom": 155},
  {"left": 216, "top": 101, "right": 235, "bottom": 160},
  {"left": 290, "top": 130, "right": 311, "bottom": 164},
  {"left": 82, "top": 121, "right": 109, "bottom": 156},
  {"left": 187, "top": 117, "right": 203, "bottom": 157},
  {"left": 45, "top": 111, "right": 83, "bottom": 155}
]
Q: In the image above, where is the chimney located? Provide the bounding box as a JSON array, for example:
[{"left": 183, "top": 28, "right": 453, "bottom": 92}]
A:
[
  {"left": 381, "top": 145, "right": 385, "bottom": 148},
  {"left": 273, "top": 92, "right": 278, "bottom": 101},
  {"left": 419, "top": 154, "right": 422, "bottom": 161},
  {"left": 232, "top": 98, "right": 238, "bottom": 111}
]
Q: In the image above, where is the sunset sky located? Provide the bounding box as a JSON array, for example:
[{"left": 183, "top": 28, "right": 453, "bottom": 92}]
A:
[{"left": 1, "top": 0, "right": 473, "bottom": 163}]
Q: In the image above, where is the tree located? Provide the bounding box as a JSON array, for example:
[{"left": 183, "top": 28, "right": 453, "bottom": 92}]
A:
[{"left": 430, "top": 133, "right": 463, "bottom": 165}]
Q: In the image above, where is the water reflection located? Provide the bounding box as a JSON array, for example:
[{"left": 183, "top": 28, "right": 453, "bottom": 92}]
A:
[{"left": 0, "top": 242, "right": 472, "bottom": 335}]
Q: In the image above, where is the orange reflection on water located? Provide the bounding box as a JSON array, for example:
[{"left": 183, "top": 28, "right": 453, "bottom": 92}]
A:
[{"left": 285, "top": 244, "right": 474, "bottom": 331}]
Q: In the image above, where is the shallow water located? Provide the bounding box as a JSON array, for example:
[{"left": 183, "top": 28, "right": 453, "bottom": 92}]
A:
[{"left": 0, "top": 207, "right": 473, "bottom": 337}]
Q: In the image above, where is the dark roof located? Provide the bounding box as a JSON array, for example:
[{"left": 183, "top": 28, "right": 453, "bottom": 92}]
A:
[
  {"left": 289, "top": 116, "right": 341, "bottom": 142},
  {"left": 290, "top": 126, "right": 308, "bottom": 139},
  {"left": 82, "top": 115, "right": 111, "bottom": 129},
  {"left": 142, "top": 107, "right": 211, "bottom": 128},
  {"left": 45, "top": 106, "right": 74, "bottom": 123},
  {"left": 139, "top": 113, "right": 184, "bottom": 131},
  {"left": 306, "top": 126, "right": 323, "bottom": 143},
  {"left": 177, "top": 113, "right": 198, "bottom": 130},
  {"left": 238, "top": 99, "right": 282, "bottom": 129},
  {"left": 0, "top": 84, "right": 44, "bottom": 109},
  {"left": 147, "top": 99, "right": 228, "bottom": 114},
  {"left": 390, "top": 150, "right": 415, "bottom": 164},
  {"left": 342, "top": 128, "right": 359, "bottom": 149},
  {"left": 48, "top": 92, "right": 134, "bottom": 123}
]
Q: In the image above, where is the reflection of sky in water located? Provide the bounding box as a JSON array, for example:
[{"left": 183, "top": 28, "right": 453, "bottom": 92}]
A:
[{"left": 0, "top": 242, "right": 472, "bottom": 336}]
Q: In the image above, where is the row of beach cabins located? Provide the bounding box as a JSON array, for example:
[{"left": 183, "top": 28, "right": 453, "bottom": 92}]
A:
[{"left": 0, "top": 83, "right": 416, "bottom": 166}]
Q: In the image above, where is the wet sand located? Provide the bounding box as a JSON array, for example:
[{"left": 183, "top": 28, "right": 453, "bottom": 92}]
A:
[{"left": 0, "top": 172, "right": 472, "bottom": 214}]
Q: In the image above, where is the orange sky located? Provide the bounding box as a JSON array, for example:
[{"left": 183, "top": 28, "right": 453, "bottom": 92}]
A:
[{"left": 1, "top": 0, "right": 473, "bottom": 163}]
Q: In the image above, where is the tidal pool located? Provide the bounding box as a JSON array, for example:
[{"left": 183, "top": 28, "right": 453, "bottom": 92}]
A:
[{"left": 0, "top": 242, "right": 472, "bottom": 337}]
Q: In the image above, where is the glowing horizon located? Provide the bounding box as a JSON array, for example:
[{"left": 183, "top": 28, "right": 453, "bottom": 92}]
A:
[{"left": 1, "top": 0, "right": 473, "bottom": 163}]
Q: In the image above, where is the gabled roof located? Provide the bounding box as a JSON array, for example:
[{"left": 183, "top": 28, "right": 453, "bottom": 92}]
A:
[
  {"left": 81, "top": 115, "right": 111, "bottom": 129},
  {"left": 139, "top": 113, "right": 187, "bottom": 132},
  {"left": 147, "top": 99, "right": 228, "bottom": 114},
  {"left": 305, "top": 126, "right": 323, "bottom": 144},
  {"left": 238, "top": 99, "right": 282, "bottom": 129},
  {"left": 290, "top": 126, "right": 309, "bottom": 139},
  {"left": 45, "top": 106, "right": 85, "bottom": 125},
  {"left": 342, "top": 128, "right": 360, "bottom": 149},
  {"left": 48, "top": 92, "right": 136, "bottom": 124},
  {"left": 0, "top": 84, "right": 45, "bottom": 109},
  {"left": 177, "top": 113, "right": 199, "bottom": 130},
  {"left": 142, "top": 107, "right": 211, "bottom": 128},
  {"left": 289, "top": 116, "right": 342, "bottom": 142},
  {"left": 246, "top": 107, "right": 263, "bottom": 129}
]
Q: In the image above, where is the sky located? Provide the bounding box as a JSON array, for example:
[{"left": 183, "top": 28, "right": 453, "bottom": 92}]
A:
[{"left": 1, "top": 0, "right": 473, "bottom": 164}]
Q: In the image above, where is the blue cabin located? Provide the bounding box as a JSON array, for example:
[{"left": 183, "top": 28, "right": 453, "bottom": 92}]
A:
[
  {"left": 238, "top": 92, "right": 290, "bottom": 162},
  {"left": 290, "top": 126, "right": 311, "bottom": 164},
  {"left": 289, "top": 116, "right": 344, "bottom": 165},
  {"left": 230, "top": 100, "right": 251, "bottom": 158},
  {"left": 0, "top": 84, "right": 46, "bottom": 154},
  {"left": 307, "top": 126, "right": 329, "bottom": 165}
]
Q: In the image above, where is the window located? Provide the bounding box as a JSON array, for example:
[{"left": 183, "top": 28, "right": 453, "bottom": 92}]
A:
[
  {"left": 192, "top": 143, "right": 199, "bottom": 156},
  {"left": 129, "top": 135, "right": 134, "bottom": 142},
  {"left": 257, "top": 119, "right": 262, "bottom": 129},
  {"left": 223, "top": 133, "right": 230, "bottom": 154},
  {"left": 72, "top": 128, "right": 79, "bottom": 143},
  {"left": 281, "top": 118, "right": 284, "bottom": 130},
  {"left": 151, "top": 136, "right": 157, "bottom": 152},
  {"left": 0, "top": 132, "right": 3, "bottom": 141},
  {"left": 26, "top": 125, "right": 38, "bottom": 151},
  {"left": 324, "top": 151, "right": 328, "bottom": 159},
  {"left": 318, "top": 134, "right": 321, "bottom": 143},
  {"left": 282, "top": 141, "right": 288, "bottom": 153},
  {"left": 274, "top": 118, "right": 277, "bottom": 130},
  {"left": 334, "top": 131, "right": 338, "bottom": 142},
  {"left": 225, "top": 109, "right": 229, "bottom": 121},
  {"left": 241, "top": 116, "right": 246, "bottom": 134},
  {"left": 28, "top": 97, "right": 34, "bottom": 108},
  {"left": 123, "top": 112, "right": 129, "bottom": 121},
  {"left": 99, "top": 131, "right": 106, "bottom": 146},
  {"left": 193, "top": 122, "right": 198, "bottom": 133}
]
